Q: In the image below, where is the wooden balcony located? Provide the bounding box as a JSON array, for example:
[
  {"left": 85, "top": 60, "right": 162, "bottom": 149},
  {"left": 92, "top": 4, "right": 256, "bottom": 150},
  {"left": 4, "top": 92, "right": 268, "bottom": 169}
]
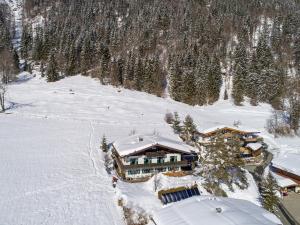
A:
[
  {"left": 243, "top": 137, "right": 263, "bottom": 142},
  {"left": 114, "top": 156, "right": 191, "bottom": 170}
]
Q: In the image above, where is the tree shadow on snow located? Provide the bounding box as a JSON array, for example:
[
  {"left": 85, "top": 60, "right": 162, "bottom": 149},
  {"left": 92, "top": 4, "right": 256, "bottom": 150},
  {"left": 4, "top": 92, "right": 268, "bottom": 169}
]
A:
[{"left": 7, "top": 101, "right": 34, "bottom": 110}]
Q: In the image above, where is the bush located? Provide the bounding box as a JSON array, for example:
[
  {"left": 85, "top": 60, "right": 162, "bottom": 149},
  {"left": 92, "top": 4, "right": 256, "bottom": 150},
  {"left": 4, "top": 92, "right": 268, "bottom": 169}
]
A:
[{"left": 164, "top": 112, "right": 174, "bottom": 124}]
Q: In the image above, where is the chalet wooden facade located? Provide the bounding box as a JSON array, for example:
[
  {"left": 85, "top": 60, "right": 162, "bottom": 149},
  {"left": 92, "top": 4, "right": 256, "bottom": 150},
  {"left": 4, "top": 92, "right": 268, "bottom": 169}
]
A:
[
  {"left": 195, "top": 126, "right": 265, "bottom": 163},
  {"left": 271, "top": 164, "right": 300, "bottom": 194},
  {"left": 112, "top": 134, "right": 197, "bottom": 180}
]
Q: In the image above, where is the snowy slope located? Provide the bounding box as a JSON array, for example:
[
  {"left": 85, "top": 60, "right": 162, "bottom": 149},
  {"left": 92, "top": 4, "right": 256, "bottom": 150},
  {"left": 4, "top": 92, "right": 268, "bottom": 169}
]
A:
[
  {"left": 5, "top": 0, "right": 23, "bottom": 52},
  {"left": 0, "top": 73, "right": 299, "bottom": 224}
]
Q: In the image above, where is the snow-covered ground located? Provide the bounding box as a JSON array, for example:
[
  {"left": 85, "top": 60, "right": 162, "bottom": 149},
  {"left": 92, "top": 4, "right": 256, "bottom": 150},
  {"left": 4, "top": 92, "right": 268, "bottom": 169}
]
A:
[{"left": 0, "top": 73, "right": 299, "bottom": 224}]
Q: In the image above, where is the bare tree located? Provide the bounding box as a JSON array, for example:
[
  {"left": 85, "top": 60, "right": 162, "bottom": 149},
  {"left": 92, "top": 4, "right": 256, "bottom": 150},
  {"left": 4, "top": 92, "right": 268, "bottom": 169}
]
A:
[
  {"left": 266, "top": 110, "right": 291, "bottom": 137},
  {"left": 153, "top": 172, "right": 162, "bottom": 192},
  {"left": 0, "top": 81, "right": 6, "bottom": 112}
]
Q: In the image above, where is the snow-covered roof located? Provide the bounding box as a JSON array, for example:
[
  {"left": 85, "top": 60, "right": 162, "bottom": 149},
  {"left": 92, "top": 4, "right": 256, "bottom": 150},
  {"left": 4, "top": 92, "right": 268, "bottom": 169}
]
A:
[
  {"left": 153, "top": 196, "right": 282, "bottom": 225},
  {"left": 272, "top": 153, "right": 300, "bottom": 177},
  {"left": 271, "top": 172, "right": 297, "bottom": 188},
  {"left": 113, "top": 134, "right": 195, "bottom": 157},
  {"left": 200, "top": 125, "right": 259, "bottom": 135},
  {"left": 246, "top": 143, "right": 263, "bottom": 151}
]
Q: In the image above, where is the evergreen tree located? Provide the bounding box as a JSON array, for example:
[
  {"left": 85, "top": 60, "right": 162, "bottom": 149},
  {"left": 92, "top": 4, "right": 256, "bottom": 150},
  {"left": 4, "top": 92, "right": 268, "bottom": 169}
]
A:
[
  {"left": 200, "top": 132, "right": 247, "bottom": 192},
  {"left": 289, "top": 96, "right": 300, "bottom": 133},
  {"left": 81, "top": 34, "right": 94, "bottom": 74},
  {"left": 20, "top": 25, "right": 32, "bottom": 59},
  {"left": 32, "top": 26, "right": 44, "bottom": 61},
  {"left": 182, "top": 71, "right": 196, "bottom": 105},
  {"left": 232, "top": 42, "right": 248, "bottom": 105},
  {"left": 182, "top": 115, "right": 197, "bottom": 142},
  {"left": 40, "top": 61, "right": 45, "bottom": 77},
  {"left": 101, "top": 135, "right": 109, "bottom": 152},
  {"left": 207, "top": 54, "right": 222, "bottom": 104},
  {"left": 195, "top": 51, "right": 209, "bottom": 105},
  {"left": 65, "top": 44, "right": 77, "bottom": 76},
  {"left": 246, "top": 53, "right": 260, "bottom": 105},
  {"left": 260, "top": 173, "right": 279, "bottom": 213},
  {"left": 271, "top": 16, "right": 282, "bottom": 54},
  {"left": 169, "top": 61, "right": 183, "bottom": 102},
  {"left": 256, "top": 32, "right": 273, "bottom": 71},
  {"left": 46, "top": 52, "right": 59, "bottom": 82},
  {"left": 294, "top": 29, "right": 300, "bottom": 75},
  {"left": 171, "top": 112, "right": 182, "bottom": 134}
]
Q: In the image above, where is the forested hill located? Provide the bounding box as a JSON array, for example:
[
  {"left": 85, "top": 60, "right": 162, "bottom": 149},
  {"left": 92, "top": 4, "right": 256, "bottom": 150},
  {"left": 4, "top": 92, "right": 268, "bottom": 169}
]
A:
[{"left": 1, "top": 1, "right": 300, "bottom": 112}]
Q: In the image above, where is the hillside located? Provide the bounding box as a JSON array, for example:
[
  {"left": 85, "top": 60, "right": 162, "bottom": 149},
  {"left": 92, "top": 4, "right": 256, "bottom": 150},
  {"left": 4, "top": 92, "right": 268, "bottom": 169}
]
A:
[{"left": 0, "top": 72, "right": 299, "bottom": 224}]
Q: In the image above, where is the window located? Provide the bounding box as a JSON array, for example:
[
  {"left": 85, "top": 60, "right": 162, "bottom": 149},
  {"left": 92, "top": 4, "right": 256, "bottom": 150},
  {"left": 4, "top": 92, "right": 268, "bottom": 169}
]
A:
[
  {"left": 128, "top": 169, "right": 140, "bottom": 175},
  {"left": 157, "top": 157, "right": 164, "bottom": 164},
  {"left": 130, "top": 158, "right": 138, "bottom": 165},
  {"left": 142, "top": 169, "right": 153, "bottom": 174},
  {"left": 156, "top": 168, "right": 167, "bottom": 173},
  {"left": 170, "top": 156, "right": 177, "bottom": 163},
  {"left": 144, "top": 158, "right": 151, "bottom": 164}
]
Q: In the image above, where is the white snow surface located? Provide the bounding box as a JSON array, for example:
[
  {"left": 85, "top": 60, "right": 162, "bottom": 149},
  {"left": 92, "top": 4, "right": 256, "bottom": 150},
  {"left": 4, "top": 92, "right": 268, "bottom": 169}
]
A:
[
  {"left": 201, "top": 124, "right": 260, "bottom": 134},
  {"left": 113, "top": 134, "right": 195, "bottom": 156},
  {"left": 271, "top": 172, "right": 297, "bottom": 188},
  {"left": 152, "top": 196, "right": 282, "bottom": 225},
  {"left": 0, "top": 72, "right": 299, "bottom": 224},
  {"left": 246, "top": 142, "right": 263, "bottom": 151},
  {"left": 272, "top": 152, "right": 300, "bottom": 176}
]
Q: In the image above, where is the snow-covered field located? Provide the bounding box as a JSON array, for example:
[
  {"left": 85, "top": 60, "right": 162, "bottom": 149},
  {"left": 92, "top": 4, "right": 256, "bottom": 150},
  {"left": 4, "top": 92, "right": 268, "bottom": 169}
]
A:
[{"left": 0, "top": 73, "right": 299, "bottom": 224}]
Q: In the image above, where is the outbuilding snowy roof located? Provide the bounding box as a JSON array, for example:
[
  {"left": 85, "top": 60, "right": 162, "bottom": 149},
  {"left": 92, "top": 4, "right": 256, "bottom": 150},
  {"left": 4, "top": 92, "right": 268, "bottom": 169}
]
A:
[
  {"left": 246, "top": 143, "right": 263, "bottom": 151},
  {"left": 272, "top": 153, "right": 300, "bottom": 177},
  {"left": 271, "top": 172, "right": 297, "bottom": 188},
  {"left": 113, "top": 134, "right": 195, "bottom": 157},
  {"left": 200, "top": 125, "right": 259, "bottom": 135},
  {"left": 153, "top": 196, "right": 282, "bottom": 225}
]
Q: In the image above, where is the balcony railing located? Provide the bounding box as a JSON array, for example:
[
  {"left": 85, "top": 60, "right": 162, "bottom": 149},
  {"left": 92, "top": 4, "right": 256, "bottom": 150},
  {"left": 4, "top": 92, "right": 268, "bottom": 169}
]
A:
[{"left": 114, "top": 156, "right": 190, "bottom": 170}]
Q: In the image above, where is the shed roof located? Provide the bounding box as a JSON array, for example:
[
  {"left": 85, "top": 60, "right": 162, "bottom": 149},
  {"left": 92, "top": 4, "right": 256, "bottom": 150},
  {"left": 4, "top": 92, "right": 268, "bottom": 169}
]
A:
[
  {"left": 246, "top": 143, "right": 263, "bottom": 151},
  {"left": 199, "top": 125, "right": 259, "bottom": 136},
  {"left": 272, "top": 153, "right": 300, "bottom": 177},
  {"left": 153, "top": 196, "right": 281, "bottom": 225}
]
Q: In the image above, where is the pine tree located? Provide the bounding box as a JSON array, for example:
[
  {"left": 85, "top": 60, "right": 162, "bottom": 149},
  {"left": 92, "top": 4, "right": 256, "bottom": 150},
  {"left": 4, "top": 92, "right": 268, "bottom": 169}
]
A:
[
  {"left": 271, "top": 16, "right": 282, "bottom": 54},
  {"left": 20, "top": 25, "right": 32, "bottom": 59},
  {"left": 256, "top": 31, "right": 273, "bottom": 71},
  {"left": 40, "top": 61, "right": 45, "bottom": 77},
  {"left": 101, "top": 135, "right": 109, "bottom": 153},
  {"left": 260, "top": 173, "right": 279, "bottom": 213},
  {"left": 168, "top": 61, "right": 183, "bottom": 102},
  {"left": 182, "top": 115, "right": 197, "bottom": 142},
  {"left": 289, "top": 96, "right": 300, "bottom": 133},
  {"left": 182, "top": 71, "right": 196, "bottom": 105},
  {"left": 46, "top": 52, "right": 59, "bottom": 82},
  {"left": 171, "top": 112, "right": 182, "bottom": 134},
  {"left": 195, "top": 51, "right": 209, "bottom": 105},
  {"left": 207, "top": 54, "right": 222, "bottom": 104},
  {"left": 294, "top": 29, "right": 300, "bottom": 75},
  {"left": 65, "top": 44, "right": 77, "bottom": 76},
  {"left": 32, "top": 26, "right": 44, "bottom": 61},
  {"left": 246, "top": 53, "right": 260, "bottom": 105},
  {"left": 232, "top": 42, "right": 248, "bottom": 105},
  {"left": 200, "top": 132, "right": 247, "bottom": 192},
  {"left": 81, "top": 34, "right": 94, "bottom": 74}
]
